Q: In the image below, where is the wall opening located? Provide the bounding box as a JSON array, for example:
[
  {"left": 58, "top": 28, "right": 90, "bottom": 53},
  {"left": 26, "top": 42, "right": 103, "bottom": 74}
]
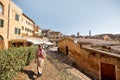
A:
[
  {"left": 66, "top": 46, "right": 68, "bottom": 55},
  {"left": 101, "top": 63, "right": 116, "bottom": 80},
  {"left": 0, "top": 35, "right": 4, "bottom": 49}
]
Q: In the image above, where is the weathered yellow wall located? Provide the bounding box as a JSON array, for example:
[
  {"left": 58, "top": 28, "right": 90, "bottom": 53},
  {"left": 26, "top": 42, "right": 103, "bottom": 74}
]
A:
[
  {"left": 0, "top": 0, "right": 40, "bottom": 49},
  {"left": 58, "top": 38, "right": 120, "bottom": 80},
  {"left": 0, "top": 0, "right": 9, "bottom": 48},
  {"left": 21, "top": 14, "right": 34, "bottom": 36},
  {"left": 8, "top": 1, "right": 22, "bottom": 39}
]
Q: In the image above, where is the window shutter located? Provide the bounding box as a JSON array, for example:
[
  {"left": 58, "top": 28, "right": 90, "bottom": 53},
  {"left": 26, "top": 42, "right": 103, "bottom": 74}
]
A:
[{"left": 0, "top": 19, "right": 4, "bottom": 27}]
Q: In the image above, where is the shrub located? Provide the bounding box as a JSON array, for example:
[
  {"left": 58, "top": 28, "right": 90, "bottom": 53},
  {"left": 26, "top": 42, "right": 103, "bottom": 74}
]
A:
[{"left": 0, "top": 46, "right": 37, "bottom": 80}]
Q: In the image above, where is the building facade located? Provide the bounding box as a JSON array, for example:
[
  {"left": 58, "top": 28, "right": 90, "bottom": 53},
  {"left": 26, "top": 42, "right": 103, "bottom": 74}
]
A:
[
  {"left": 0, "top": 0, "right": 10, "bottom": 49},
  {"left": 0, "top": 0, "right": 63, "bottom": 49},
  {"left": 0, "top": 0, "right": 42, "bottom": 49},
  {"left": 48, "top": 31, "right": 63, "bottom": 46},
  {"left": 34, "top": 25, "right": 42, "bottom": 37},
  {"left": 8, "top": 1, "right": 22, "bottom": 39},
  {"left": 21, "top": 13, "right": 35, "bottom": 37},
  {"left": 42, "top": 29, "right": 51, "bottom": 37}
]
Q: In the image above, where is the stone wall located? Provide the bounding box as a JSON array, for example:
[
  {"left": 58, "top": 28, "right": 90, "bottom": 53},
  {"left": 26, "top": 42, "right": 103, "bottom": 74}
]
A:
[{"left": 58, "top": 38, "right": 120, "bottom": 80}]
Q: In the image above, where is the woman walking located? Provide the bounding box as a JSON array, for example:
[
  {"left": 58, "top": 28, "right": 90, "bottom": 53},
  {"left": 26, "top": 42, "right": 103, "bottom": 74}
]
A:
[{"left": 35, "top": 44, "right": 46, "bottom": 77}]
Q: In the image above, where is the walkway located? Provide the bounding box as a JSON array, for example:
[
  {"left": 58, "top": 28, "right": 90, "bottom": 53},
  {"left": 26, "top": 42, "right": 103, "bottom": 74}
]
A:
[{"left": 13, "top": 47, "right": 91, "bottom": 80}]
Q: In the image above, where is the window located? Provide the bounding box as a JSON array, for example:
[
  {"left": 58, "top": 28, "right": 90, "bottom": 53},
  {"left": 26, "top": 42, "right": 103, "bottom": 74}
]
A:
[
  {"left": 21, "top": 18, "right": 23, "bottom": 21},
  {"left": 28, "top": 22, "right": 30, "bottom": 25},
  {"left": 15, "top": 14, "right": 19, "bottom": 21},
  {"left": 26, "top": 20, "right": 27, "bottom": 24},
  {"left": 25, "top": 28, "right": 27, "bottom": 31},
  {"left": 0, "top": 3, "right": 4, "bottom": 15},
  {"left": 22, "top": 26, "right": 24, "bottom": 30},
  {"left": 0, "top": 19, "right": 4, "bottom": 27},
  {"left": 15, "top": 27, "right": 17, "bottom": 34},
  {"left": 15, "top": 27, "right": 20, "bottom": 35},
  {"left": 56, "top": 37, "right": 58, "bottom": 39},
  {"left": 0, "top": 35, "right": 3, "bottom": 40},
  {"left": 18, "top": 28, "right": 20, "bottom": 35}
]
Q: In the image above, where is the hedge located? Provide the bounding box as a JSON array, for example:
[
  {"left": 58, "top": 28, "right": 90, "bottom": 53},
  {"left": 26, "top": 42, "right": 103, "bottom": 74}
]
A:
[{"left": 0, "top": 46, "right": 37, "bottom": 80}]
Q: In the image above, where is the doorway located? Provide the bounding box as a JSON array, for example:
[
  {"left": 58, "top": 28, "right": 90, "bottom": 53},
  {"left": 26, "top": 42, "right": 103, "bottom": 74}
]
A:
[
  {"left": 101, "top": 63, "right": 116, "bottom": 80},
  {"left": 66, "top": 46, "right": 68, "bottom": 55},
  {"left": 0, "top": 35, "right": 4, "bottom": 49}
]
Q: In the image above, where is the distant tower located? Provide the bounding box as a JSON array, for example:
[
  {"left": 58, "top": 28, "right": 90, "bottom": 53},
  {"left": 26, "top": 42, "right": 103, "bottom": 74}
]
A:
[
  {"left": 89, "top": 30, "right": 91, "bottom": 37},
  {"left": 77, "top": 32, "right": 80, "bottom": 37}
]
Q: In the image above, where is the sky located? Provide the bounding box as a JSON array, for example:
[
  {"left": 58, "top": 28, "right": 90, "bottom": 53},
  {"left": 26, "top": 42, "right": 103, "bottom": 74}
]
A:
[{"left": 13, "top": 0, "right": 120, "bottom": 36}]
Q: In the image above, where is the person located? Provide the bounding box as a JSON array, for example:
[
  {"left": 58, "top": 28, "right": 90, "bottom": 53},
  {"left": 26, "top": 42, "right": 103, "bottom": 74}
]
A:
[{"left": 35, "top": 44, "right": 46, "bottom": 77}]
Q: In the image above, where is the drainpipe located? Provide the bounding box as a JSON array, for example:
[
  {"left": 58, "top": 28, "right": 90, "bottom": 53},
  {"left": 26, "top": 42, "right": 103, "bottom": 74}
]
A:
[{"left": 7, "top": 0, "right": 11, "bottom": 39}]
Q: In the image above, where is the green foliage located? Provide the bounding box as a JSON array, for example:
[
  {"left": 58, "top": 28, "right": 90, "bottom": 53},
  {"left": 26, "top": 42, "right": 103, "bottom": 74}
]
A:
[{"left": 0, "top": 46, "right": 37, "bottom": 80}]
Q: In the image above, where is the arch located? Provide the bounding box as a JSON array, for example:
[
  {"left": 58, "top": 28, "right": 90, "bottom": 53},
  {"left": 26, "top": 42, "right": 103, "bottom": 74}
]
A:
[
  {"left": 0, "top": 35, "right": 4, "bottom": 49},
  {"left": 0, "top": 35, "right": 4, "bottom": 40},
  {"left": 0, "top": 2, "right": 4, "bottom": 15}
]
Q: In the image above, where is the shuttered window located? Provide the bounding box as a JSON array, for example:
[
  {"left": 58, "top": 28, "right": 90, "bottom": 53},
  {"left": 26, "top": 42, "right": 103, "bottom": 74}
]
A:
[
  {"left": 15, "top": 14, "right": 19, "bottom": 21},
  {"left": 15, "top": 27, "right": 21, "bottom": 35},
  {"left": 0, "top": 19, "right": 4, "bottom": 27}
]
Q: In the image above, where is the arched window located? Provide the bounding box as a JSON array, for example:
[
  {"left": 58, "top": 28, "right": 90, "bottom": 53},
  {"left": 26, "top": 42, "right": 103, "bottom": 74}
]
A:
[
  {"left": 0, "top": 35, "right": 4, "bottom": 40},
  {"left": 0, "top": 2, "right": 4, "bottom": 15}
]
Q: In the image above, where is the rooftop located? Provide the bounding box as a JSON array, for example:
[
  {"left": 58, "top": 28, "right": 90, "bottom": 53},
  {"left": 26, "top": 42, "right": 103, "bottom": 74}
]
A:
[
  {"left": 76, "top": 38, "right": 120, "bottom": 58},
  {"left": 77, "top": 38, "right": 120, "bottom": 46}
]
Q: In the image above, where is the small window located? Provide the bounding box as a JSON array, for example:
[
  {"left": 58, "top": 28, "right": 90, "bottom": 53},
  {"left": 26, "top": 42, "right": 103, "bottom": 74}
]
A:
[
  {"left": 56, "top": 37, "right": 58, "bottom": 39},
  {"left": 0, "top": 3, "right": 4, "bottom": 15},
  {"left": 22, "top": 18, "right": 23, "bottom": 21},
  {"left": 15, "top": 14, "right": 19, "bottom": 21},
  {"left": 25, "top": 28, "right": 27, "bottom": 31},
  {"left": 15, "top": 27, "right": 20, "bottom": 35},
  {"left": 18, "top": 28, "right": 20, "bottom": 35},
  {"left": 0, "top": 19, "right": 4, "bottom": 27},
  {"left": 22, "top": 26, "right": 24, "bottom": 30},
  {"left": 15, "top": 27, "right": 17, "bottom": 34}
]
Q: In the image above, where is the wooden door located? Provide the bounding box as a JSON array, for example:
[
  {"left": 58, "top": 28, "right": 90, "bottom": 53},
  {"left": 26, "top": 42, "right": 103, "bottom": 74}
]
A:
[
  {"left": 101, "top": 63, "right": 116, "bottom": 80},
  {"left": 0, "top": 40, "right": 4, "bottom": 49}
]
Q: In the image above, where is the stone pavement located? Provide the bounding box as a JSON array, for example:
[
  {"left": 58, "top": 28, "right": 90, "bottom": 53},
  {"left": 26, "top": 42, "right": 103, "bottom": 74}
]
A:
[{"left": 64, "top": 63, "right": 91, "bottom": 80}]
